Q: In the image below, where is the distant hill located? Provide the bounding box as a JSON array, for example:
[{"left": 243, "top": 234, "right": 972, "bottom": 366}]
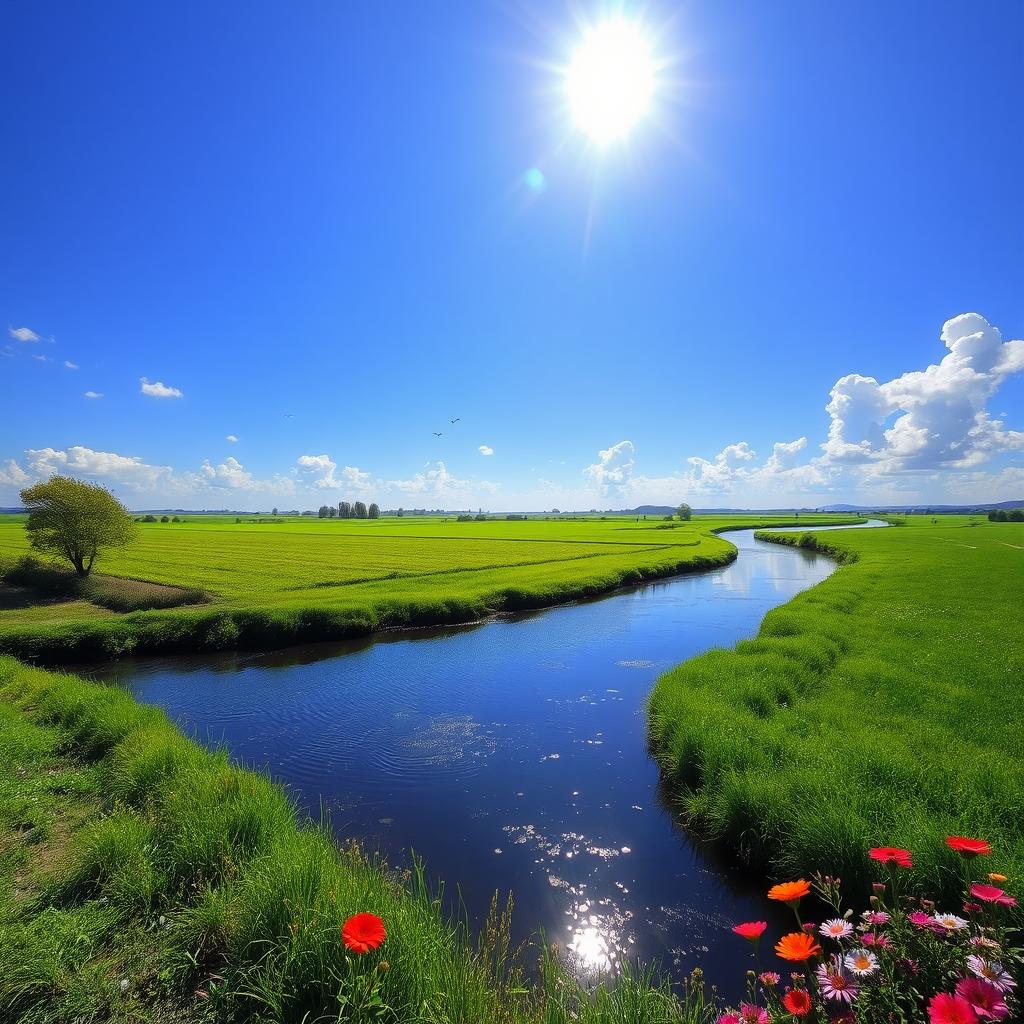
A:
[{"left": 822, "top": 501, "right": 1024, "bottom": 513}]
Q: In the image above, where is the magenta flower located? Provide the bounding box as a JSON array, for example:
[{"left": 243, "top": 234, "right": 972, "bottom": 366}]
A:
[
  {"left": 739, "top": 1005, "right": 769, "bottom": 1024},
  {"left": 861, "top": 910, "right": 890, "bottom": 926},
  {"left": 956, "top": 977, "right": 1009, "bottom": 1020},
  {"left": 758, "top": 971, "right": 781, "bottom": 986},
  {"left": 861, "top": 931, "right": 893, "bottom": 949}
]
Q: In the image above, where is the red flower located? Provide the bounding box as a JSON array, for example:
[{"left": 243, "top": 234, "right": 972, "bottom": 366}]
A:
[
  {"left": 869, "top": 846, "right": 913, "bottom": 868},
  {"left": 732, "top": 921, "right": 768, "bottom": 941},
  {"left": 782, "top": 989, "right": 813, "bottom": 1016},
  {"left": 947, "top": 836, "right": 991, "bottom": 858},
  {"left": 956, "top": 977, "right": 1009, "bottom": 1020},
  {"left": 969, "top": 884, "right": 1017, "bottom": 907},
  {"left": 928, "top": 992, "right": 979, "bottom": 1024},
  {"left": 342, "top": 912, "right": 387, "bottom": 954}
]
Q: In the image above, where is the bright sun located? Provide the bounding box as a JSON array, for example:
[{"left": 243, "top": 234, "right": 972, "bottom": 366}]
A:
[{"left": 566, "top": 18, "right": 655, "bottom": 146}]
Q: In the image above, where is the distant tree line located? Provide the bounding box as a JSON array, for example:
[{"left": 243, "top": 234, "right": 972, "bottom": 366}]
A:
[
  {"left": 988, "top": 508, "right": 1024, "bottom": 522},
  {"left": 318, "top": 501, "right": 380, "bottom": 519}
]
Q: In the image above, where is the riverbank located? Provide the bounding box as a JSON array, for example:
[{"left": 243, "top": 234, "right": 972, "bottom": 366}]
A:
[
  {"left": 0, "top": 514, "right": 862, "bottom": 665},
  {"left": 0, "top": 655, "right": 713, "bottom": 1023},
  {"left": 648, "top": 516, "right": 1024, "bottom": 897}
]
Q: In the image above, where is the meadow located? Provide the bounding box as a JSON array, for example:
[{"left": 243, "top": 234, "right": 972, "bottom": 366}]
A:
[
  {"left": 0, "top": 512, "right": 858, "bottom": 663},
  {"left": 648, "top": 515, "right": 1024, "bottom": 897}
]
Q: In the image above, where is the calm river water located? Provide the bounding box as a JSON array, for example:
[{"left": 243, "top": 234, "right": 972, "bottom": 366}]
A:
[{"left": 83, "top": 523, "right": 882, "bottom": 990}]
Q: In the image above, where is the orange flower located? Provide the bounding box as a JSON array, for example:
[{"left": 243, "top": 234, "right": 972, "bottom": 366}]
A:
[
  {"left": 767, "top": 879, "right": 811, "bottom": 904},
  {"left": 775, "top": 931, "right": 821, "bottom": 962},
  {"left": 989, "top": 872, "right": 1008, "bottom": 883},
  {"left": 342, "top": 912, "right": 386, "bottom": 954}
]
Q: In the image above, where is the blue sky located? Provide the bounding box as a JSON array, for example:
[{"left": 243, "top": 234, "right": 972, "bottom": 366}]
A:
[{"left": 2, "top": 0, "right": 1022, "bottom": 510}]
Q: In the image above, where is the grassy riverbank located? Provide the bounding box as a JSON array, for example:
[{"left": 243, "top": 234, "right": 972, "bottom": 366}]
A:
[
  {"left": 0, "top": 513, "right": 860, "bottom": 664},
  {"left": 0, "top": 655, "right": 713, "bottom": 1023},
  {"left": 649, "top": 516, "right": 1024, "bottom": 896}
]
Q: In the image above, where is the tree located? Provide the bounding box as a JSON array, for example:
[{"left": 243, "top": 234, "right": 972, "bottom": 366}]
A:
[
  {"left": 20, "top": 476, "right": 136, "bottom": 578},
  {"left": 353, "top": 501, "right": 368, "bottom": 519},
  {"left": 339, "top": 501, "right": 352, "bottom": 519},
  {"left": 368, "top": 503, "right": 380, "bottom": 519},
  {"left": 677, "top": 502, "right": 692, "bottom": 521},
  {"left": 396, "top": 507, "right": 404, "bottom": 517},
  {"left": 272, "top": 507, "right": 278, "bottom": 516}
]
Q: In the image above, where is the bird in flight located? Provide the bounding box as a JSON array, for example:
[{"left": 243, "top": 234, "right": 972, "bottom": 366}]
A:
[
  {"left": 433, "top": 431, "right": 443, "bottom": 437},
  {"left": 450, "top": 417, "right": 460, "bottom": 423},
  {"left": 283, "top": 413, "right": 295, "bottom": 418}
]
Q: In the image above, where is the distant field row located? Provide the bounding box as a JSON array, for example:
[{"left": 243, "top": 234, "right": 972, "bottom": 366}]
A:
[{"left": 0, "top": 513, "right": 864, "bottom": 661}]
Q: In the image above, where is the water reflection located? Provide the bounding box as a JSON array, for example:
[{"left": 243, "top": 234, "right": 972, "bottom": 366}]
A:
[{"left": 81, "top": 525, "right": 883, "bottom": 997}]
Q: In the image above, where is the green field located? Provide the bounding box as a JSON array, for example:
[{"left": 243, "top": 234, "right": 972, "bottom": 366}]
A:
[
  {"left": 0, "top": 512, "right": 859, "bottom": 662},
  {"left": 649, "top": 515, "right": 1024, "bottom": 895}
]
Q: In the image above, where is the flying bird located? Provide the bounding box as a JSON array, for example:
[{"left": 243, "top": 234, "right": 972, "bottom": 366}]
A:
[
  {"left": 283, "top": 413, "right": 295, "bottom": 418},
  {"left": 450, "top": 417, "right": 460, "bottom": 423},
  {"left": 433, "top": 431, "right": 443, "bottom": 437}
]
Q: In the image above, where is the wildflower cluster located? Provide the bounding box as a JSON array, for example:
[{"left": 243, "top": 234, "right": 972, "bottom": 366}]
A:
[{"left": 721, "top": 837, "right": 1021, "bottom": 1023}]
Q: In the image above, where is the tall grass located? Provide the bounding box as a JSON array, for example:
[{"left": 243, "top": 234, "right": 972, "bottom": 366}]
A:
[
  {"left": 648, "top": 517, "right": 1024, "bottom": 899},
  {"left": 0, "top": 655, "right": 714, "bottom": 1023}
]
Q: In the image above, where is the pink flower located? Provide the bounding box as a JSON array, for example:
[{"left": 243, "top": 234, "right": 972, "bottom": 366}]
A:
[
  {"left": 970, "top": 884, "right": 1017, "bottom": 908},
  {"left": 816, "top": 956, "right": 859, "bottom": 1004},
  {"left": 966, "top": 957, "right": 1016, "bottom": 993},
  {"left": 956, "top": 977, "right": 1009, "bottom": 1020},
  {"left": 758, "top": 972, "right": 781, "bottom": 986},
  {"left": 717, "top": 1015, "right": 740, "bottom": 1024},
  {"left": 739, "top": 1005, "right": 769, "bottom": 1024},
  {"left": 861, "top": 931, "right": 893, "bottom": 949},
  {"left": 862, "top": 910, "right": 890, "bottom": 926},
  {"left": 908, "top": 910, "right": 947, "bottom": 933},
  {"left": 733, "top": 921, "right": 768, "bottom": 941},
  {"left": 928, "top": 993, "right": 979, "bottom": 1024}
]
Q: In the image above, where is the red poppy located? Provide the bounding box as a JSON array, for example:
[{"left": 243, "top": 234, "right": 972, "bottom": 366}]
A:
[
  {"left": 927, "top": 992, "right": 979, "bottom": 1024},
  {"left": 342, "top": 912, "right": 387, "bottom": 954},
  {"left": 969, "top": 883, "right": 1017, "bottom": 907},
  {"left": 869, "top": 847, "right": 913, "bottom": 868},
  {"left": 782, "top": 989, "right": 813, "bottom": 1016},
  {"left": 946, "top": 836, "right": 991, "bottom": 858},
  {"left": 732, "top": 921, "right": 768, "bottom": 941}
]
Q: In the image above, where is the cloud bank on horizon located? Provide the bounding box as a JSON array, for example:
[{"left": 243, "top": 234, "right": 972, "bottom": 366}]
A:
[{"left": 2, "top": 314, "right": 1023, "bottom": 509}]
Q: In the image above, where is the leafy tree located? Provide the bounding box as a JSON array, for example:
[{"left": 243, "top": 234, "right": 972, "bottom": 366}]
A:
[
  {"left": 339, "top": 501, "right": 352, "bottom": 519},
  {"left": 353, "top": 501, "right": 368, "bottom": 519},
  {"left": 396, "top": 507, "right": 404, "bottom": 517},
  {"left": 368, "top": 503, "right": 380, "bottom": 519},
  {"left": 160, "top": 515, "right": 170, "bottom": 523},
  {"left": 20, "top": 476, "right": 136, "bottom": 578},
  {"left": 677, "top": 502, "right": 693, "bottom": 521},
  {"left": 271, "top": 507, "right": 278, "bottom": 516}
]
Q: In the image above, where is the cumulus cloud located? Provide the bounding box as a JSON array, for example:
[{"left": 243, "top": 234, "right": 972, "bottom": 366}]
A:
[
  {"left": 685, "top": 441, "right": 758, "bottom": 493},
  {"left": 9, "top": 326, "right": 39, "bottom": 343},
  {"left": 387, "top": 460, "right": 495, "bottom": 497},
  {"left": 84, "top": 391, "right": 104, "bottom": 399},
  {"left": 64, "top": 360, "right": 79, "bottom": 370},
  {"left": 140, "top": 377, "right": 184, "bottom": 399},
  {"left": 823, "top": 313, "right": 1024, "bottom": 472},
  {"left": 226, "top": 434, "right": 238, "bottom": 443},
  {"left": 584, "top": 440, "right": 636, "bottom": 495},
  {"left": 0, "top": 459, "right": 30, "bottom": 487},
  {"left": 478, "top": 444, "right": 494, "bottom": 456},
  {"left": 296, "top": 454, "right": 373, "bottom": 492},
  {"left": 199, "top": 457, "right": 256, "bottom": 489},
  {"left": 23, "top": 446, "right": 174, "bottom": 490}
]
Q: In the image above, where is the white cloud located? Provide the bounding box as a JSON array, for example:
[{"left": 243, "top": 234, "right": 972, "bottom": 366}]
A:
[
  {"left": 0, "top": 459, "right": 30, "bottom": 487},
  {"left": 32, "top": 354, "right": 52, "bottom": 363},
  {"left": 199, "top": 456, "right": 255, "bottom": 489},
  {"left": 584, "top": 440, "right": 636, "bottom": 495},
  {"left": 64, "top": 360, "right": 79, "bottom": 370},
  {"left": 140, "top": 377, "right": 184, "bottom": 399},
  {"left": 226, "top": 434, "right": 239, "bottom": 443},
  {"left": 9, "top": 326, "right": 39, "bottom": 343},
  {"left": 84, "top": 391, "right": 104, "bottom": 399},
  {"left": 23, "top": 446, "right": 174, "bottom": 490},
  {"left": 823, "top": 313, "right": 1024, "bottom": 472},
  {"left": 478, "top": 444, "right": 494, "bottom": 456},
  {"left": 296, "top": 454, "right": 373, "bottom": 492}
]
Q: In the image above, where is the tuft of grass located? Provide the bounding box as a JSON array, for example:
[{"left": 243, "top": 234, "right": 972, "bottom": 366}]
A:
[{"left": 649, "top": 517, "right": 1024, "bottom": 900}]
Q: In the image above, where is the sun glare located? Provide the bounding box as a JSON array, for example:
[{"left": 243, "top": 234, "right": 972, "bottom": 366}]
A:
[{"left": 566, "top": 18, "right": 655, "bottom": 146}]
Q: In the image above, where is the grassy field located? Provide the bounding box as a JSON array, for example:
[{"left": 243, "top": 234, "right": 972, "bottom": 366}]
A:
[
  {"left": 0, "top": 512, "right": 860, "bottom": 663},
  {"left": 648, "top": 515, "right": 1024, "bottom": 897},
  {"left": 0, "top": 655, "right": 713, "bottom": 1024}
]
